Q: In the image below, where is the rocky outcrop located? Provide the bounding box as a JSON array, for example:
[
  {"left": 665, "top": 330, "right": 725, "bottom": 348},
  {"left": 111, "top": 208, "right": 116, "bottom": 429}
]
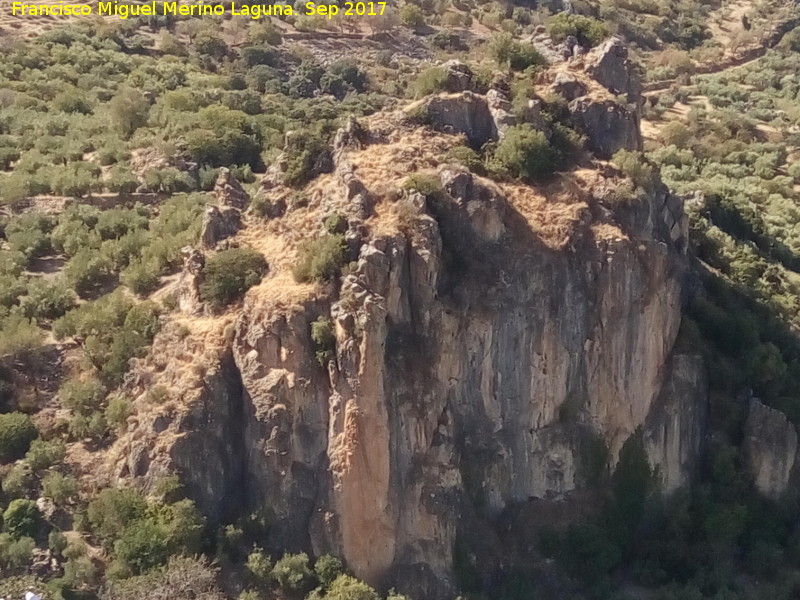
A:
[
  {"left": 419, "top": 87, "right": 520, "bottom": 147},
  {"left": 443, "top": 60, "right": 475, "bottom": 93},
  {"left": 422, "top": 92, "right": 498, "bottom": 148},
  {"left": 214, "top": 167, "right": 250, "bottom": 210},
  {"left": 200, "top": 205, "right": 242, "bottom": 249},
  {"left": 743, "top": 398, "right": 798, "bottom": 500},
  {"left": 122, "top": 40, "right": 705, "bottom": 600},
  {"left": 176, "top": 246, "right": 205, "bottom": 315},
  {"left": 584, "top": 37, "right": 642, "bottom": 102},
  {"left": 154, "top": 158, "right": 693, "bottom": 598},
  {"left": 569, "top": 97, "right": 642, "bottom": 158}
]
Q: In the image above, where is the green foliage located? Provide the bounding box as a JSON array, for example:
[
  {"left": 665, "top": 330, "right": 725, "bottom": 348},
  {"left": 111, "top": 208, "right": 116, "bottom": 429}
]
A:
[
  {"left": 0, "top": 314, "right": 43, "bottom": 358},
  {"left": 311, "top": 316, "right": 336, "bottom": 365},
  {"left": 445, "top": 146, "right": 483, "bottom": 174},
  {"left": 25, "top": 438, "right": 66, "bottom": 471},
  {"left": 272, "top": 552, "right": 314, "bottom": 594},
  {"left": 612, "top": 150, "right": 657, "bottom": 192},
  {"left": 402, "top": 173, "right": 442, "bottom": 197},
  {"left": 3, "top": 499, "right": 42, "bottom": 539},
  {"left": 399, "top": 5, "right": 425, "bottom": 28},
  {"left": 0, "top": 412, "right": 37, "bottom": 463},
  {"left": 488, "top": 33, "right": 546, "bottom": 71},
  {"left": 41, "top": 471, "right": 79, "bottom": 505},
  {"left": 324, "top": 213, "right": 348, "bottom": 235},
  {"left": 199, "top": 247, "right": 267, "bottom": 308},
  {"left": 491, "top": 124, "right": 558, "bottom": 180},
  {"left": 106, "top": 394, "right": 133, "bottom": 431},
  {"left": 5, "top": 212, "right": 53, "bottom": 260},
  {"left": 282, "top": 130, "right": 329, "bottom": 188},
  {"left": 88, "top": 485, "right": 205, "bottom": 575},
  {"left": 103, "top": 556, "right": 224, "bottom": 600},
  {"left": 54, "top": 291, "right": 160, "bottom": 384},
  {"left": 413, "top": 67, "right": 448, "bottom": 98},
  {"left": 292, "top": 235, "right": 348, "bottom": 284},
  {"left": 113, "top": 518, "right": 171, "bottom": 576},
  {"left": 48, "top": 530, "right": 68, "bottom": 556},
  {"left": 314, "top": 554, "right": 344, "bottom": 588},
  {"left": 0, "top": 533, "right": 35, "bottom": 569},
  {"left": 323, "top": 575, "right": 380, "bottom": 600},
  {"left": 20, "top": 279, "right": 76, "bottom": 322},
  {"left": 87, "top": 487, "right": 148, "bottom": 549},
  {"left": 65, "top": 247, "right": 113, "bottom": 296},
  {"left": 246, "top": 547, "right": 273, "bottom": 584},
  {"left": 546, "top": 14, "right": 609, "bottom": 47}
]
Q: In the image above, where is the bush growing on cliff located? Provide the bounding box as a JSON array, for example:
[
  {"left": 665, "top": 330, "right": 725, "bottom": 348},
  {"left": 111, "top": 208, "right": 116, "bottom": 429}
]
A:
[
  {"left": 3, "top": 499, "right": 42, "bottom": 539},
  {"left": 292, "top": 235, "right": 348, "bottom": 284},
  {"left": 311, "top": 316, "right": 336, "bottom": 365},
  {"left": 491, "top": 124, "right": 557, "bottom": 180},
  {"left": 247, "top": 547, "right": 273, "bottom": 585},
  {"left": 314, "top": 554, "right": 344, "bottom": 588},
  {"left": 200, "top": 247, "right": 267, "bottom": 308},
  {"left": 546, "top": 13, "right": 609, "bottom": 47},
  {"left": 321, "top": 575, "right": 380, "bottom": 600},
  {"left": 413, "top": 67, "right": 448, "bottom": 98},
  {"left": 612, "top": 150, "right": 657, "bottom": 192},
  {"left": 0, "top": 412, "right": 37, "bottom": 463}
]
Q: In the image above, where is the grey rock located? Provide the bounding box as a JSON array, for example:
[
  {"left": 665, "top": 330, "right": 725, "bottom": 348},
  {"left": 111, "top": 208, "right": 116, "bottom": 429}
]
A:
[
  {"left": 200, "top": 205, "right": 242, "bottom": 249},
  {"left": 743, "top": 399, "right": 798, "bottom": 500}
]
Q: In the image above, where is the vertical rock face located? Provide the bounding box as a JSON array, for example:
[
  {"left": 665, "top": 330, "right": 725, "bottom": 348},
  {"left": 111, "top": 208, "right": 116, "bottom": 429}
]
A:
[
  {"left": 743, "top": 398, "right": 799, "bottom": 500},
  {"left": 163, "top": 167, "right": 695, "bottom": 599}
]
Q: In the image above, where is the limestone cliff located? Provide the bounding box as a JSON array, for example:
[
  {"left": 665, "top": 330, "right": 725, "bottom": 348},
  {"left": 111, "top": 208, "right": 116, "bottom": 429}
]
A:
[{"left": 108, "top": 40, "right": 708, "bottom": 600}]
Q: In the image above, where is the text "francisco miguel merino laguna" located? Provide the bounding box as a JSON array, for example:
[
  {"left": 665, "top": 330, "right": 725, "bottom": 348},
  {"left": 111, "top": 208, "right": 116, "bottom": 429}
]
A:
[{"left": 10, "top": 1, "right": 388, "bottom": 18}]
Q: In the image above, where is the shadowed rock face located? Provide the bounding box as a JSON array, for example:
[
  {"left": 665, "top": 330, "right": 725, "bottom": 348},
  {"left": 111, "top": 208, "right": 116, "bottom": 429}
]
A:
[
  {"left": 423, "top": 92, "right": 500, "bottom": 148},
  {"left": 743, "top": 398, "right": 799, "bottom": 500}
]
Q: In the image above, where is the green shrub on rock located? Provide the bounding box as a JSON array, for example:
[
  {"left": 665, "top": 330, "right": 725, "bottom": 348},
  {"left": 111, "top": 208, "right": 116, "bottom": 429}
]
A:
[
  {"left": 3, "top": 499, "right": 42, "bottom": 539},
  {"left": 199, "top": 247, "right": 267, "bottom": 308},
  {"left": 0, "top": 412, "right": 37, "bottom": 463},
  {"left": 491, "top": 124, "right": 557, "bottom": 180},
  {"left": 292, "top": 235, "right": 347, "bottom": 284}
]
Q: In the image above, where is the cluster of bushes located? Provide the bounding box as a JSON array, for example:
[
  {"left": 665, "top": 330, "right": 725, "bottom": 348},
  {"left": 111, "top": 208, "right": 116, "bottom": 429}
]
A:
[
  {"left": 53, "top": 290, "right": 160, "bottom": 385},
  {"left": 241, "top": 548, "right": 407, "bottom": 600},
  {"left": 86, "top": 485, "right": 205, "bottom": 577}
]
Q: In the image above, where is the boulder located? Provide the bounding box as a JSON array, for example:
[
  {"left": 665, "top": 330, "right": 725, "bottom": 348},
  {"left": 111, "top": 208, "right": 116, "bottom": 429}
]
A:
[
  {"left": 584, "top": 37, "right": 642, "bottom": 101},
  {"left": 200, "top": 205, "right": 242, "bottom": 249},
  {"left": 443, "top": 60, "right": 475, "bottom": 93},
  {"left": 424, "top": 92, "right": 497, "bottom": 148},
  {"left": 569, "top": 97, "right": 642, "bottom": 159},
  {"left": 176, "top": 246, "right": 205, "bottom": 315},
  {"left": 486, "top": 89, "right": 517, "bottom": 138}
]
